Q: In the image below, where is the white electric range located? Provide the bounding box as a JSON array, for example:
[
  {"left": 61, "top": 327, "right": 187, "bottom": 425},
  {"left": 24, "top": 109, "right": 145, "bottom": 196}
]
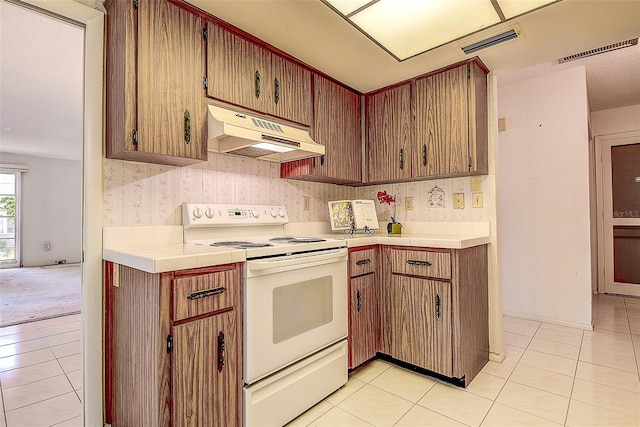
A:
[{"left": 182, "top": 203, "right": 349, "bottom": 427}]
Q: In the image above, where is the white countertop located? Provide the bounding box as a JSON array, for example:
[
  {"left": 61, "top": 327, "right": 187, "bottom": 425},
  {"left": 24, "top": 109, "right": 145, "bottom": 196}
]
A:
[{"left": 103, "top": 222, "right": 491, "bottom": 273}]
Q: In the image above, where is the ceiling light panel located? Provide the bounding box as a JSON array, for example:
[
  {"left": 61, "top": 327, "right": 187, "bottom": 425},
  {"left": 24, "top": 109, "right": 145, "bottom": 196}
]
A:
[
  {"left": 497, "top": 0, "right": 558, "bottom": 19},
  {"left": 349, "top": 0, "right": 500, "bottom": 59},
  {"left": 327, "top": 0, "right": 373, "bottom": 15}
]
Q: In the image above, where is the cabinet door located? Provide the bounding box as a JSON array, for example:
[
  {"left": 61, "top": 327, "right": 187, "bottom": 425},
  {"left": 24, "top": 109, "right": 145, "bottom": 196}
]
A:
[
  {"left": 137, "top": 0, "right": 206, "bottom": 160},
  {"left": 280, "top": 74, "right": 361, "bottom": 184},
  {"left": 349, "top": 274, "right": 380, "bottom": 368},
  {"left": 207, "top": 22, "right": 270, "bottom": 112},
  {"left": 414, "top": 65, "right": 469, "bottom": 176},
  {"left": 366, "top": 83, "right": 413, "bottom": 183},
  {"left": 391, "top": 275, "right": 452, "bottom": 376},
  {"left": 271, "top": 55, "right": 312, "bottom": 125},
  {"left": 172, "top": 310, "right": 241, "bottom": 427}
]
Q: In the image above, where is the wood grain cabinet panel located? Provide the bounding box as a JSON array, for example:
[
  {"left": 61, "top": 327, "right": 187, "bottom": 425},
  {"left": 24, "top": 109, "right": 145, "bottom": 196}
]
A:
[
  {"left": 105, "top": 263, "right": 242, "bottom": 427},
  {"left": 206, "top": 22, "right": 311, "bottom": 126},
  {"left": 280, "top": 74, "right": 362, "bottom": 184},
  {"left": 365, "top": 82, "right": 413, "bottom": 183},
  {"left": 414, "top": 60, "right": 488, "bottom": 178},
  {"left": 106, "top": 0, "right": 207, "bottom": 166},
  {"left": 391, "top": 276, "right": 452, "bottom": 376},
  {"left": 348, "top": 247, "right": 380, "bottom": 368},
  {"left": 384, "top": 245, "right": 488, "bottom": 386}
]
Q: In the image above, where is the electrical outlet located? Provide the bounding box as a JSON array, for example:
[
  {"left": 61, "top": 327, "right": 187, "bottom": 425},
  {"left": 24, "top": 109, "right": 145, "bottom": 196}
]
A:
[
  {"left": 405, "top": 197, "right": 414, "bottom": 211},
  {"left": 453, "top": 193, "right": 465, "bottom": 209},
  {"left": 44, "top": 241, "right": 52, "bottom": 251},
  {"left": 303, "top": 196, "right": 310, "bottom": 211},
  {"left": 472, "top": 192, "right": 483, "bottom": 208}
]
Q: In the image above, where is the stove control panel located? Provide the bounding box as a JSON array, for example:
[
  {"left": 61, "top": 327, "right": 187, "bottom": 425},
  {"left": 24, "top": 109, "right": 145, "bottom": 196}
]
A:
[{"left": 182, "top": 203, "right": 288, "bottom": 228}]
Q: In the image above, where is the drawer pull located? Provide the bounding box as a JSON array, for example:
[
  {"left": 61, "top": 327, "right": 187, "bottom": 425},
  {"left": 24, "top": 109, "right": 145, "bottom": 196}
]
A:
[
  {"left": 407, "top": 260, "right": 432, "bottom": 267},
  {"left": 355, "top": 259, "right": 371, "bottom": 266},
  {"left": 186, "top": 286, "right": 226, "bottom": 300}
]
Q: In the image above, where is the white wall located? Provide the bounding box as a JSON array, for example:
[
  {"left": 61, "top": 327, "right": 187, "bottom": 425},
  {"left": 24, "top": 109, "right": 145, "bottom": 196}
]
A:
[
  {"left": 591, "top": 104, "right": 640, "bottom": 136},
  {"left": 0, "top": 152, "right": 82, "bottom": 266},
  {"left": 497, "top": 66, "right": 592, "bottom": 328}
]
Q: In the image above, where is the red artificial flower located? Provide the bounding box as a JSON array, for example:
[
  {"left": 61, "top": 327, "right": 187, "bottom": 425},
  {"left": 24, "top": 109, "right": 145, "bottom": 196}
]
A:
[{"left": 377, "top": 191, "right": 395, "bottom": 205}]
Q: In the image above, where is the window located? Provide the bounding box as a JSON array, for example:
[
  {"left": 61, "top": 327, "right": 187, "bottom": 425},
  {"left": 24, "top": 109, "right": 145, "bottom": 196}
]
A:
[{"left": 0, "top": 170, "right": 22, "bottom": 267}]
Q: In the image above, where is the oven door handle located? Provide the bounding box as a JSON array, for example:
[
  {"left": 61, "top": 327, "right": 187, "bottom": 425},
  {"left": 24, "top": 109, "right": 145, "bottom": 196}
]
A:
[{"left": 247, "top": 248, "right": 348, "bottom": 271}]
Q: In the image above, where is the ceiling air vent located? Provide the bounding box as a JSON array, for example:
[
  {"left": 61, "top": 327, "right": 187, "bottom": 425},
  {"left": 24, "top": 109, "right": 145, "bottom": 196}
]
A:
[
  {"left": 558, "top": 38, "right": 638, "bottom": 63},
  {"left": 461, "top": 29, "right": 519, "bottom": 55}
]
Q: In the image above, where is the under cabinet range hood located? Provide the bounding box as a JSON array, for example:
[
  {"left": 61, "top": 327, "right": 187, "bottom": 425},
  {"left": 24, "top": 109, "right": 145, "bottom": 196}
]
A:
[{"left": 207, "top": 105, "right": 324, "bottom": 162}]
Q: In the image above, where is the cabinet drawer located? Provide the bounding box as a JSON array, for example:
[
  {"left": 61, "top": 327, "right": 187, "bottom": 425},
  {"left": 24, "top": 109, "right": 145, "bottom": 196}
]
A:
[
  {"left": 173, "top": 270, "right": 238, "bottom": 321},
  {"left": 390, "top": 249, "right": 451, "bottom": 280},
  {"left": 349, "top": 249, "right": 376, "bottom": 277}
]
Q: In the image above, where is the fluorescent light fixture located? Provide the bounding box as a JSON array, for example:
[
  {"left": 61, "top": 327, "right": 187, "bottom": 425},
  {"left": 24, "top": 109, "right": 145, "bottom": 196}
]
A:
[
  {"left": 323, "top": 0, "right": 561, "bottom": 60},
  {"left": 252, "top": 142, "right": 295, "bottom": 153}
]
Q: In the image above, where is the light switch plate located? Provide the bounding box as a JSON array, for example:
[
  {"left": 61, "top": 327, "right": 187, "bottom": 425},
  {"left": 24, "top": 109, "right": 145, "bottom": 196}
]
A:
[
  {"left": 472, "top": 192, "right": 483, "bottom": 208},
  {"left": 453, "top": 193, "right": 465, "bottom": 209},
  {"left": 471, "top": 177, "right": 482, "bottom": 192},
  {"left": 303, "top": 196, "right": 310, "bottom": 211},
  {"left": 405, "top": 197, "right": 414, "bottom": 211}
]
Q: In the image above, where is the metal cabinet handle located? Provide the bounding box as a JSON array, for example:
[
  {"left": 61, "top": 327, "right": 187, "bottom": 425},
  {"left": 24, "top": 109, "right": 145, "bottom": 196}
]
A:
[
  {"left": 399, "top": 148, "right": 404, "bottom": 170},
  {"left": 183, "top": 110, "right": 191, "bottom": 145},
  {"left": 422, "top": 144, "right": 427, "bottom": 166},
  {"left": 355, "top": 259, "right": 371, "bottom": 266},
  {"left": 435, "top": 294, "right": 441, "bottom": 320},
  {"left": 407, "top": 260, "right": 432, "bottom": 267},
  {"left": 320, "top": 155, "right": 325, "bottom": 166},
  {"left": 274, "top": 77, "right": 280, "bottom": 105},
  {"left": 356, "top": 289, "right": 362, "bottom": 313},
  {"left": 217, "top": 331, "right": 225, "bottom": 372},
  {"left": 186, "top": 286, "right": 226, "bottom": 300},
  {"left": 255, "top": 70, "right": 261, "bottom": 99}
]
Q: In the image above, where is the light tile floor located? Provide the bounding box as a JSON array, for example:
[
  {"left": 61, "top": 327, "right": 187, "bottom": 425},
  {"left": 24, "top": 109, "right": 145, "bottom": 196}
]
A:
[
  {"left": 288, "top": 294, "right": 640, "bottom": 427},
  {"left": 0, "top": 315, "right": 82, "bottom": 427},
  {"left": 1, "top": 296, "right": 638, "bottom": 426}
]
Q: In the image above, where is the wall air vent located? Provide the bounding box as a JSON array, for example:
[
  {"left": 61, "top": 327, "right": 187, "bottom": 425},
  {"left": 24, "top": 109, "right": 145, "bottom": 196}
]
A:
[
  {"left": 558, "top": 38, "right": 638, "bottom": 63},
  {"left": 460, "top": 29, "right": 519, "bottom": 55}
]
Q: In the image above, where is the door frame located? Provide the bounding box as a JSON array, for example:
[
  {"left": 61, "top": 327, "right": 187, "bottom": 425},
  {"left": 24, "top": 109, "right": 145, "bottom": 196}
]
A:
[
  {"left": 16, "top": 0, "right": 104, "bottom": 424},
  {"left": 595, "top": 130, "right": 640, "bottom": 295}
]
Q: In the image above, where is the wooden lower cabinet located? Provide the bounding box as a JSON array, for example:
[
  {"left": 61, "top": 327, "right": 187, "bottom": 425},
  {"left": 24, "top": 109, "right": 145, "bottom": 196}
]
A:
[
  {"left": 105, "top": 262, "right": 242, "bottom": 427},
  {"left": 380, "top": 245, "right": 488, "bottom": 386},
  {"left": 348, "top": 247, "right": 380, "bottom": 368}
]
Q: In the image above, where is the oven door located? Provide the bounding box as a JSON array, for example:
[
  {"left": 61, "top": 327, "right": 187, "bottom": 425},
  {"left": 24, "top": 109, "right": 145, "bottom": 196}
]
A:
[{"left": 244, "top": 248, "right": 348, "bottom": 384}]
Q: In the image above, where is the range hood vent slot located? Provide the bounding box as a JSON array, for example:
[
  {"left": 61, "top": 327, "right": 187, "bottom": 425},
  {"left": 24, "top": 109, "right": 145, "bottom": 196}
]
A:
[
  {"left": 558, "top": 38, "right": 638, "bottom": 63},
  {"left": 461, "top": 29, "right": 519, "bottom": 54},
  {"left": 207, "top": 105, "right": 324, "bottom": 163}
]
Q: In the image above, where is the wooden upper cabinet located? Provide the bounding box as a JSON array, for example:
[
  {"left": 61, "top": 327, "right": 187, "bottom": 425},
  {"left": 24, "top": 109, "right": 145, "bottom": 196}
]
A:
[
  {"left": 206, "top": 22, "right": 311, "bottom": 126},
  {"left": 414, "top": 60, "right": 488, "bottom": 178},
  {"left": 280, "top": 74, "right": 362, "bottom": 184},
  {"left": 365, "top": 82, "right": 413, "bottom": 183},
  {"left": 106, "top": 0, "right": 207, "bottom": 166}
]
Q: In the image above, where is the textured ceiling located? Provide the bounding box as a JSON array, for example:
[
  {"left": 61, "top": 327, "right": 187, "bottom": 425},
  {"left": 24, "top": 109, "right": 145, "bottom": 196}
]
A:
[
  {"left": 0, "top": 0, "right": 84, "bottom": 161},
  {"left": 0, "top": 0, "right": 638, "bottom": 162}
]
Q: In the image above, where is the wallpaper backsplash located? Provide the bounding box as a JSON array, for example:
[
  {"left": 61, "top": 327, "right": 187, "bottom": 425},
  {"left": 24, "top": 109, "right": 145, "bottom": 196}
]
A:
[{"left": 103, "top": 154, "right": 492, "bottom": 227}]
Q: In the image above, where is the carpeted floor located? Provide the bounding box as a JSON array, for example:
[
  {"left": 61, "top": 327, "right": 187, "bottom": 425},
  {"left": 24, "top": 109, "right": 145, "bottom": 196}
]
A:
[{"left": 0, "top": 264, "right": 81, "bottom": 327}]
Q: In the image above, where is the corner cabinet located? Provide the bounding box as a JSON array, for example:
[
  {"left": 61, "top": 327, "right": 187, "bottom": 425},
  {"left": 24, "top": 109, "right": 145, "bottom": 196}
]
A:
[
  {"left": 105, "top": 0, "right": 207, "bottom": 166},
  {"left": 365, "top": 82, "right": 413, "bottom": 183},
  {"left": 380, "top": 245, "right": 488, "bottom": 386},
  {"left": 281, "top": 74, "right": 362, "bottom": 184},
  {"left": 348, "top": 247, "right": 380, "bottom": 368},
  {"left": 104, "top": 262, "right": 242, "bottom": 427},
  {"left": 206, "top": 22, "right": 312, "bottom": 126}
]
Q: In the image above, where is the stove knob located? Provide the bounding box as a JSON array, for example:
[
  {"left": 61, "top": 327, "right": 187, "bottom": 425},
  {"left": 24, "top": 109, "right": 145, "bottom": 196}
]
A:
[
  {"left": 270, "top": 208, "right": 278, "bottom": 218},
  {"left": 278, "top": 207, "right": 286, "bottom": 218},
  {"left": 251, "top": 209, "right": 260, "bottom": 218},
  {"left": 205, "top": 208, "right": 214, "bottom": 219},
  {"left": 193, "top": 207, "right": 203, "bottom": 219}
]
